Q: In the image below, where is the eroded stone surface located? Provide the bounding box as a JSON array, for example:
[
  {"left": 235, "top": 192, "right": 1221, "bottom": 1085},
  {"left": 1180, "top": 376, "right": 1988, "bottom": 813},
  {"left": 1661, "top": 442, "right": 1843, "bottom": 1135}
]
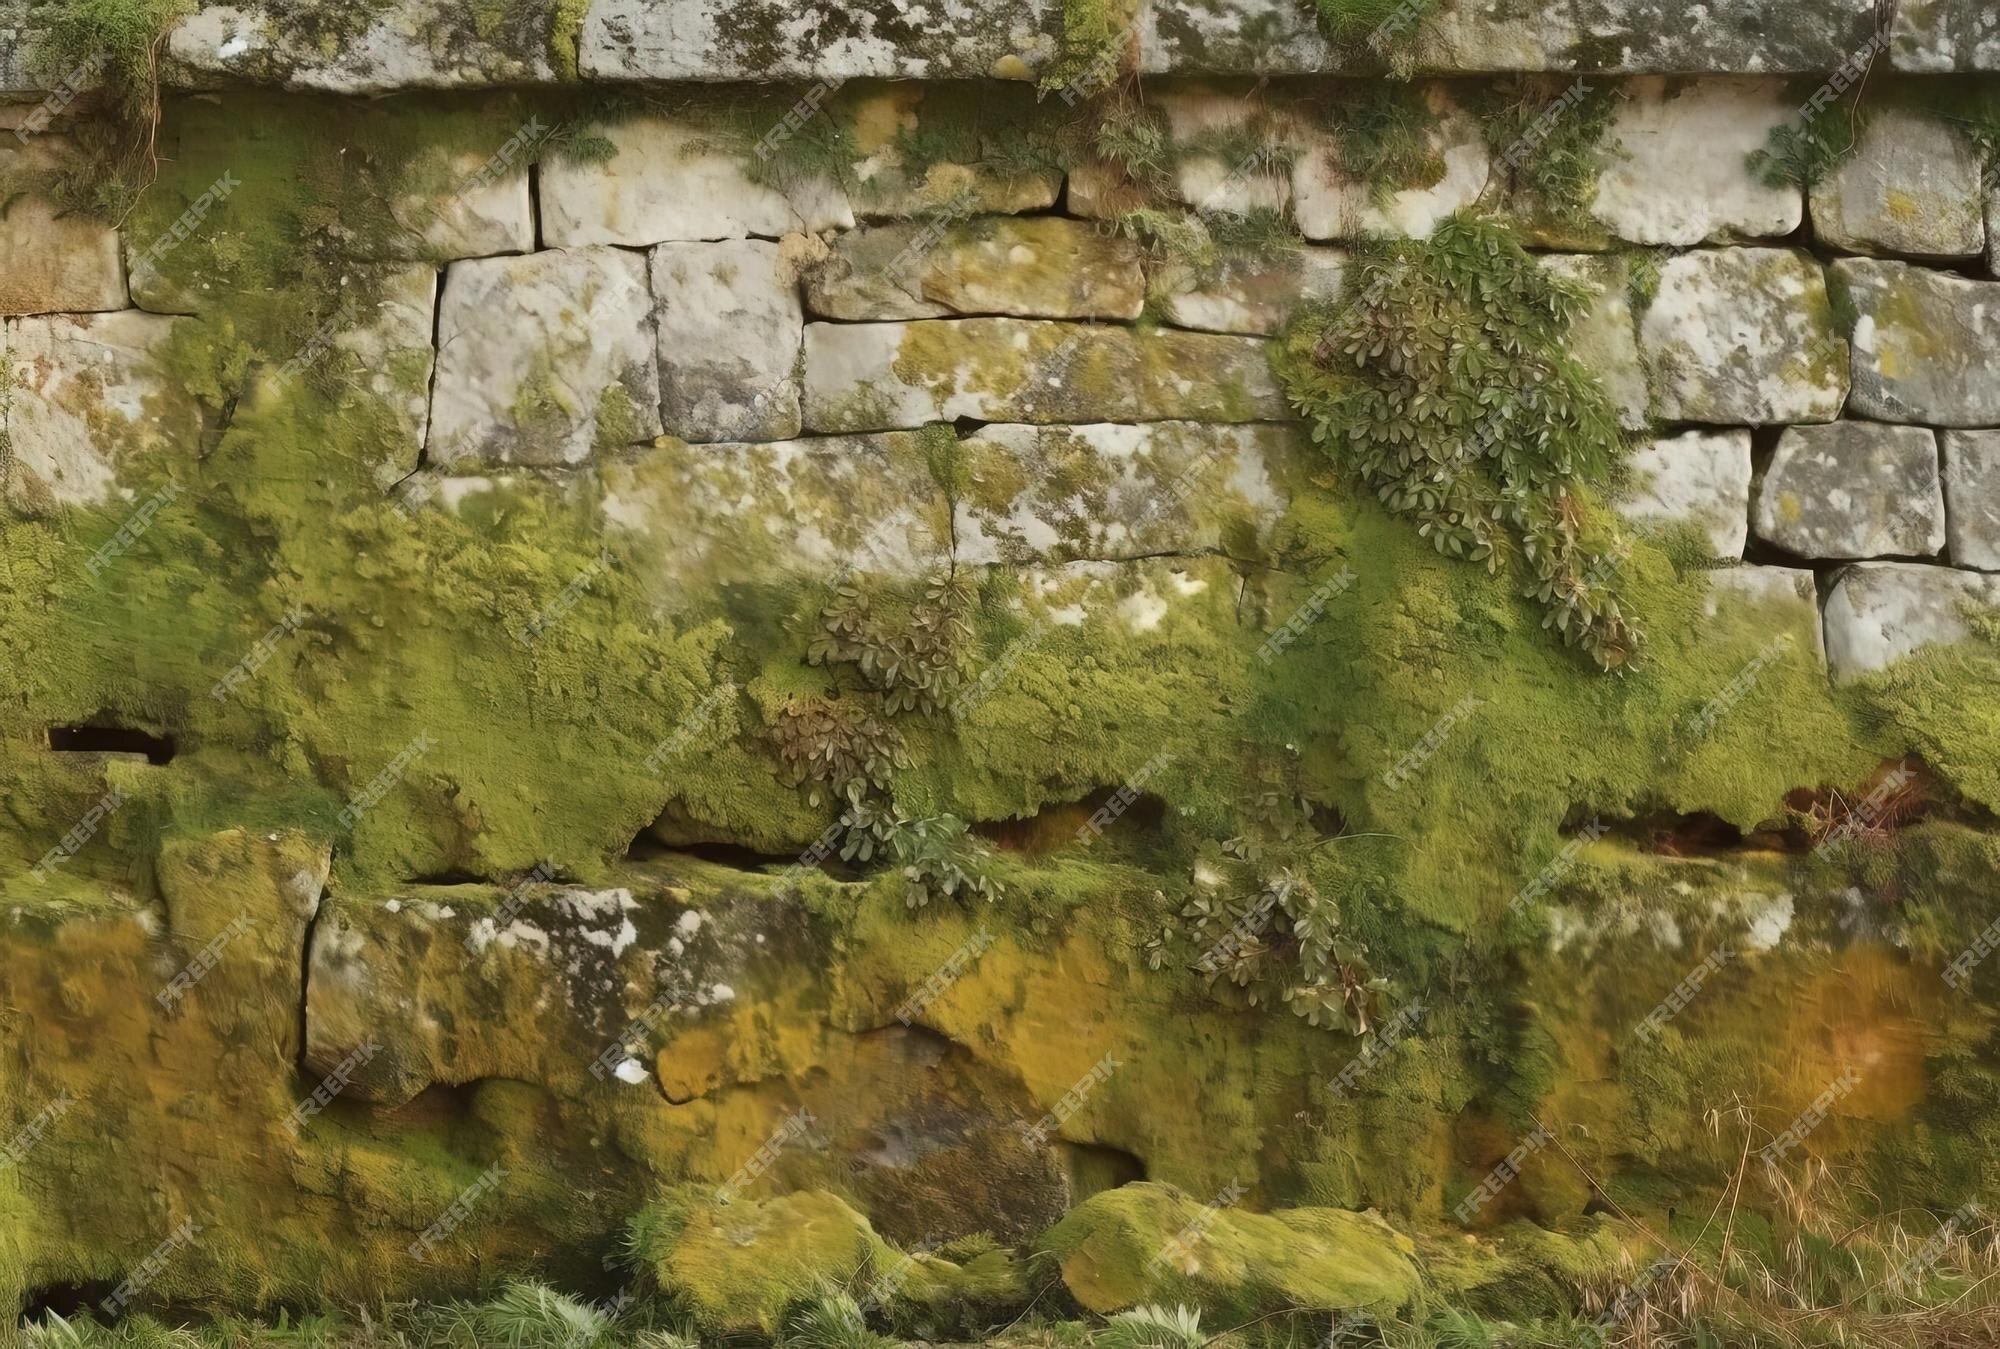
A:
[
  {"left": 1893, "top": 0, "right": 2000, "bottom": 71},
  {"left": 955, "top": 422, "right": 1293, "bottom": 565},
  {"left": 1705, "top": 566, "right": 1824, "bottom": 665},
  {"left": 0, "top": 140, "right": 127, "bottom": 315},
  {"left": 600, "top": 433, "right": 954, "bottom": 581},
  {"left": 1291, "top": 90, "right": 1489, "bottom": 240},
  {"left": 428, "top": 247, "right": 661, "bottom": 467},
  {"left": 801, "top": 319, "right": 1284, "bottom": 431},
  {"left": 1840, "top": 257, "right": 2000, "bottom": 427},
  {"left": 1639, "top": 248, "right": 1847, "bottom": 424},
  {"left": 1943, "top": 430, "right": 2000, "bottom": 570},
  {"left": 579, "top": 0, "right": 1058, "bottom": 81},
  {"left": 1154, "top": 247, "right": 1347, "bottom": 335},
  {"left": 805, "top": 216, "right": 1145, "bottom": 322},
  {"left": 1810, "top": 107, "right": 1985, "bottom": 258},
  {"left": 1543, "top": 252, "right": 1647, "bottom": 430},
  {"left": 1754, "top": 423, "right": 1944, "bottom": 561},
  {"left": 1591, "top": 78, "right": 1802, "bottom": 246},
  {"left": 376, "top": 143, "right": 535, "bottom": 261},
  {"left": 1619, "top": 430, "right": 1750, "bottom": 559},
  {"left": 166, "top": 0, "right": 559, "bottom": 93},
  {"left": 1822, "top": 562, "right": 2000, "bottom": 681},
  {"left": 845, "top": 86, "right": 1063, "bottom": 218},
  {"left": 332, "top": 264, "right": 440, "bottom": 474},
  {"left": 3, "top": 311, "right": 199, "bottom": 510},
  {"left": 652, "top": 239, "right": 803, "bottom": 443},
  {"left": 540, "top": 114, "right": 853, "bottom": 247}
]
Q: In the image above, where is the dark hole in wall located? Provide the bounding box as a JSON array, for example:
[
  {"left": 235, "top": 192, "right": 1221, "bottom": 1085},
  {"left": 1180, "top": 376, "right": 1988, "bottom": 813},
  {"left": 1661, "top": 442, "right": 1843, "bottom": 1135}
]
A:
[
  {"left": 627, "top": 837, "right": 800, "bottom": 872},
  {"left": 974, "top": 788, "right": 1168, "bottom": 856},
  {"left": 20, "top": 1282, "right": 117, "bottom": 1327},
  {"left": 47, "top": 724, "right": 176, "bottom": 764}
]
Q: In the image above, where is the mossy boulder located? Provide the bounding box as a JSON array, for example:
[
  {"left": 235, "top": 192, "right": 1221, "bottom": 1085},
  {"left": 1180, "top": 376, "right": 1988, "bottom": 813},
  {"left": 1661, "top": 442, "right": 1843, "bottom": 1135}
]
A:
[
  {"left": 631, "top": 1186, "right": 897, "bottom": 1334},
  {"left": 1038, "top": 1182, "right": 1420, "bottom": 1318}
]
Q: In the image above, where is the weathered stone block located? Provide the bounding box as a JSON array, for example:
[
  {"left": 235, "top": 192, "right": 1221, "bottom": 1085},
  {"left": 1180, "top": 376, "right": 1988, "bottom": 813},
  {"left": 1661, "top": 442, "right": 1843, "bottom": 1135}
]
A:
[
  {"left": 1542, "top": 253, "right": 1647, "bottom": 430},
  {"left": 1570, "top": 0, "right": 1875, "bottom": 73},
  {"left": 1892, "top": 0, "right": 2000, "bottom": 71},
  {"left": 1839, "top": 257, "right": 2000, "bottom": 426},
  {"left": 1822, "top": 562, "right": 2000, "bottom": 681},
  {"left": 1591, "top": 78, "right": 1802, "bottom": 246},
  {"left": 1291, "top": 90, "right": 1489, "bottom": 240},
  {"left": 0, "top": 140, "right": 127, "bottom": 315},
  {"left": 954, "top": 422, "right": 1292, "bottom": 565},
  {"left": 1154, "top": 247, "right": 1346, "bottom": 336},
  {"left": 166, "top": 0, "right": 559, "bottom": 93},
  {"left": 428, "top": 247, "right": 661, "bottom": 467},
  {"left": 652, "top": 239, "right": 803, "bottom": 443},
  {"left": 846, "top": 86, "right": 1063, "bottom": 218},
  {"left": 800, "top": 319, "right": 1284, "bottom": 431},
  {"left": 1810, "top": 107, "right": 1984, "bottom": 258},
  {"left": 579, "top": 0, "right": 1058, "bottom": 81},
  {"left": 1704, "top": 565, "right": 1824, "bottom": 665},
  {"left": 805, "top": 217, "right": 1145, "bottom": 322},
  {"left": 3, "top": 311, "right": 198, "bottom": 509},
  {"left": 330, "top": 264, "right": 439, "bottom": 474},
  {"left": 1619, "top": 430, "right": 1751, "bottom": 559},
  {"left": 600, "top": 433, "right": 954, "bottom": 581},
  {"left": 1639, "top": 248, "right": 1847, "bottom": 425},
  {"left": 1942, "top": 430, "right": 2000, "bottom": 570},
  {"left": 1754, "top": 423, "right": 1944, "bottom": 560},
  {"left": 540, "top": 114, "right": 853, "bottom": 248},
  {"left": 377, "top": 144, "right": 535, "bottom": 261}
]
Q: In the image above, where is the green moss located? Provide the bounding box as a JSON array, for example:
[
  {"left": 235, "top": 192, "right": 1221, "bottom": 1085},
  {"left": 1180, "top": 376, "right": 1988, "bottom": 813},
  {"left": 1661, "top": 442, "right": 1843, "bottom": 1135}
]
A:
[
  {"left": 1474, "top": 76, "right": 1619, "bottom": 230},
  {"left": 1313, "top": 0, "right": 1442, "bottom": 76}
]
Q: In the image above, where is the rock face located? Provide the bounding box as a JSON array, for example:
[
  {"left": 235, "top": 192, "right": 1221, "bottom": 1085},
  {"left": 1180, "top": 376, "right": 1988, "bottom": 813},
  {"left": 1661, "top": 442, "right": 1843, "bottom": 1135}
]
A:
[
  {"left": 1839, "top": 258, "right": 2000, "bottom": 427},
  {"left": 1591, "top": 78, "right": 1803, "bottom": 247},
  {"left": 1893, "top": 0, "right": 2000, "bottom": 70},
  {"left": 0, "top": 141, "right": 127, "bottom": 315},
  {"left": 540, "top": 114, "right": 853, "bottom": 247},
  {"left": 378, "top": 145, "right": 535, "bottom": 261},
  {"left": 1755, "top": 423, "right": 1945, "bottom": 561},
  {"left": 652, "top": 239, "right": 804, "bottom": 442},
  {"left": 1943, "top": 431, "right": 2000, "bottom": 570},
  {"left": 804, "top": 216, "right": 1146, "bottom": 321},
  {"left": 1823, "top": 562, "right": 2000, "bottom": 681},
  {"left": 1543, "top": 253, "right": 1648, "bottom": 430},
  {"left": 1639, "top": 249, "right": 1847, "bottom": 424},
  {"left": 578, "top": 0, "right": 1058, "bottom": 81},
  {"left": 1154, "top": 247, "right": 1347, "bottom": 336},
  {"left": 165, "top": 0, "right": 560, "bottom": 93},
  {"left": 1291, "top": 92, "right": 1490, "bottom": 240},
  {"left": 331, "top": 264, "right": 441, "bottom": 472},
  {"left": 1705, "top": 566, "right": 1825, "bottom": 665},
  {"left": 427, "top": 248, "right": 661, "bottom": 466},
  {"left": 1810, "top": 107, "right": 1985, "bottom": 259},
  {"left": 3, "top": 311, "right": 198, "bottom": 509},
  {"left": 1619, "top": 430, "right": 1751, "bottom": 559},
  {"left": 800, "top": 319, "right": 1285, "bottom": 431},
  {"left": 954, "top": 422, "right": 1292, "bottom": 565}
]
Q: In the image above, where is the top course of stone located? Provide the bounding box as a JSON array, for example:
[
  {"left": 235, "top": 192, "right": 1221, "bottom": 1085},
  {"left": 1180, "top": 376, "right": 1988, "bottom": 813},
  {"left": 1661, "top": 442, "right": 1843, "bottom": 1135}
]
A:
[{"left": 3, "top": 0, "right": 1997, "bottom": 95}]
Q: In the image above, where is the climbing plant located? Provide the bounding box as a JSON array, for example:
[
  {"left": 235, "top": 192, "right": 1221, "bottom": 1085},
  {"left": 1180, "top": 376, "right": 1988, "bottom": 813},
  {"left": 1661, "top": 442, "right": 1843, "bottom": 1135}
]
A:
[{"left": 1274, "top": 213, "right": 1640, "bottom": 670}]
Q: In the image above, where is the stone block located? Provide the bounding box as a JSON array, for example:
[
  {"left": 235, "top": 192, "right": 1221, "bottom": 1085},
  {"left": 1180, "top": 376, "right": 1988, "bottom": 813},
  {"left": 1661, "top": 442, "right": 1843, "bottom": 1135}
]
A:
[
  {"left": 0, "top": 139, "right": 127, "bottom": 315},
  {"left": 166, "top": 0, "right": 559, "bottom": 93},
  {"left": 804, "top": 217, "right": 1145, "bottom": 322},
  {"left": 1892, "top": 0, "right": 2000, "bottom": 71},
  {"left": 800, "top": 319, "right": 1284, "bottom": 432},
  {"left": 1704, "top": 565, "right": 1824, "bottom": 665},
  {"left": 1754, "top": 423, "right": 1944, "bottom": 560},
  {"left": 845, "top": 85, "right": 1063, "bottom": 218},
  {"left": 954, "top": 421, "right": 1293, "bottom": 565},
  {"left": 579, "top": 0, "right": 1058, "bottom": 81},
  {"left": 428, "top": 247, "right": 660, "bottom": 467},
  {"left": 1810, "top": 107, "right": 1984, "bottom": 258},
  {"left": 1590, "top": 77, "right": 1802, "bottom": 246},
  {"left": 3, "top": 311, "right": 198, "bottom": 510},
  {"left": 1154, "top": 247, "right": 1346, "bottom": 336},
  {"left": 1543, "top": 252, "right": 1648, "bottom": 430},
  {"left": 1942, "top": 430, "right": 2000, "bottom": 570},
  {"left": 1639, "top": 248, "right": 1848, "bottom": 424},
  {"left": 1838, "top": 257, "right": 2000, "bottom": 426},
  {"left": 1620, "top": 430, "right": 1751, "bottom": 559},
  {"left": 540, "top": 114, "right": 852, "bottom": 248},
  {"left": 1822, "top": 562, "right": 2000, "bottom": 681},
  {"left": 1291, "top": 88, "right": 1489, "bottom": 241},
  {"left": 652, "top": 239, "right": 803, "bottom": 443}
]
